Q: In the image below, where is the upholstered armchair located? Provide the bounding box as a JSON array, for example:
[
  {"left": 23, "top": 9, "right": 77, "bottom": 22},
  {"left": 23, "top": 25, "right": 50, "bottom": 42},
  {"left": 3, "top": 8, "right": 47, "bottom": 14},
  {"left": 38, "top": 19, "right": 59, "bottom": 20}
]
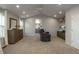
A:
[{"left": 39, "top": 29, "right": 51, "bottom": 42}]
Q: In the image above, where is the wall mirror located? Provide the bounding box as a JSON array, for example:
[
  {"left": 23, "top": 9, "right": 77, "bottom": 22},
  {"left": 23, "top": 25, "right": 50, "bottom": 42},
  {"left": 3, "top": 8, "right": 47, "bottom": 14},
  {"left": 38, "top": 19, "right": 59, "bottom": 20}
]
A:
[{"left": 9, "top": 18, "right": 17, "bottom": 29}]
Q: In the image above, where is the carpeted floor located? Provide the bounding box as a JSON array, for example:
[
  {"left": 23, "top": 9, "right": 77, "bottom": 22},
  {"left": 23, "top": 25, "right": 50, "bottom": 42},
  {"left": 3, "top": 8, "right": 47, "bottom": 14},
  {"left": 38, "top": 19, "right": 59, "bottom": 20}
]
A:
[{"left": 3, "top": 36, "right": 79, "bottom": 54}]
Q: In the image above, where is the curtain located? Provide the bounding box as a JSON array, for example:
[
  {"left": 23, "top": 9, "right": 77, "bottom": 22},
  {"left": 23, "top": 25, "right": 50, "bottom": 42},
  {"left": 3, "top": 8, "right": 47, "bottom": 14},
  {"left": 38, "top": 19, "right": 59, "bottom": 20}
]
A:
[{"left": 0, "top": 8, "right": 6, "bottom": 47}]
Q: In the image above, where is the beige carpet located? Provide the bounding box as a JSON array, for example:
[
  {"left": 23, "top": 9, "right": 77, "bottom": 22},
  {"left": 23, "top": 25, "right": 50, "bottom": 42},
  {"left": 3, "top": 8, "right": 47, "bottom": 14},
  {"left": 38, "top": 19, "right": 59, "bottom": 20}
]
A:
[{"left": 3, "top": 36, "right": 79, "bottom": 54}]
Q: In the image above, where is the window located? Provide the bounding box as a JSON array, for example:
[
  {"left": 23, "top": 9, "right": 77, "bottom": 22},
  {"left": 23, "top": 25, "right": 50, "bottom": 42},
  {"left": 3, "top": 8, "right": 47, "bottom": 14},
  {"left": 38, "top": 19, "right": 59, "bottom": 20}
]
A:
[
  {"left": 0, "top": 8, "right": 7, "bottom": 47},
  {"left": 35, "top": 19, "right": 41, "bottom": 29},
  {"left": 0, "top": 9, "right": 5, "bottom": 38},
  {"left": 35, "top": 19, "right": 40, "bottom": 24}
]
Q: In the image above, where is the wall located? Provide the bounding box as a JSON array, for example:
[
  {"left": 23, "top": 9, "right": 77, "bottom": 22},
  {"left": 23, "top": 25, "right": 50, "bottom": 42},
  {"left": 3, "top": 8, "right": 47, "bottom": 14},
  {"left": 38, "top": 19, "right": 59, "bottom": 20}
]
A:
[
  {"left": 5, "top": 11, "right": 19, "bottom": 46},
  {"left": 58, "top": 19, "right": 65, "bottom": 31},
  {"left": 65, "top": 5, "right": 79, "bottom": 49},
  {"left": 0, "top": 8, "right": 19, "bottom": 53},
  {"left": 7, "top": 11, "right": 19, "bottom": 29},
  {"left": 24, "top": 14, "right": 58, "bottom": 37}
]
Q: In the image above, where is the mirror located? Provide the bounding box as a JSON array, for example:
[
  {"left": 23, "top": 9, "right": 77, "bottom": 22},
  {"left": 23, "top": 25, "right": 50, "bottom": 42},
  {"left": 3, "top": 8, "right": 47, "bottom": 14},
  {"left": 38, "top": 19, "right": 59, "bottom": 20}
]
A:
[{"left": 9, "top": 18, "right": 17, "bottom": 29}]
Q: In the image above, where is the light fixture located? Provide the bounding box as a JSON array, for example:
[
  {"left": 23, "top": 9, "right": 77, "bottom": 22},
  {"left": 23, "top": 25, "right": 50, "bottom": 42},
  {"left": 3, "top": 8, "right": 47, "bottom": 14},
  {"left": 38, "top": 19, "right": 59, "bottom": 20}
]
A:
[
  {"left": 22, "top": 11, "right": 26, "bottom": 14},
  {"left": 59, "top": 11, "right": 62, "bottom": 14},
  {"left": 35, "top": 19, "right": 40, "bottom": 24},
  {"left": 54, "top": 15, "right": 57, "bottom": 17},
  {"left": 16, "top": 5, "right": 20, "bottom": 8}
]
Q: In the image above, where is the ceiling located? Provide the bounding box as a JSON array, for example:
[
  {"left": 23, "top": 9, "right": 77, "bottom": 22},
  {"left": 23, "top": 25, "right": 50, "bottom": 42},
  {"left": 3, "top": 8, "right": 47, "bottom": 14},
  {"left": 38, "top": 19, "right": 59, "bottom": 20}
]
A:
[{"left": 0, "top": 4, "right": 77, "bottom": 19}]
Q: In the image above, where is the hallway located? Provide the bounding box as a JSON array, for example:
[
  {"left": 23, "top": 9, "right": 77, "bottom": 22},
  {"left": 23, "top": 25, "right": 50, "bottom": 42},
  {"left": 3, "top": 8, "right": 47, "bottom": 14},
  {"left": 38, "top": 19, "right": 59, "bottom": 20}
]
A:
[{"left": 3, "top": 36, "right": 79, "bottom": 54}]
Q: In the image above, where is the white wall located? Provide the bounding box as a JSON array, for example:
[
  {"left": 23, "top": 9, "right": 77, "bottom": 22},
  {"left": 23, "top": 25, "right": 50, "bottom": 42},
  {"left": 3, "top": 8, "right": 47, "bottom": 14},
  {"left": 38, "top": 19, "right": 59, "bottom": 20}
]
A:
[
  {"left": 7, "top": 11, "right": 19, "bottom": 29},
  {"left": 5, "top": 11, "right": 19, "bottom": 46},
  {"left": 65, "top": 5, "right": 79, "bottom": 49},
  {"left": 24, "top": 15, "right": 58, "bottom": 37}
]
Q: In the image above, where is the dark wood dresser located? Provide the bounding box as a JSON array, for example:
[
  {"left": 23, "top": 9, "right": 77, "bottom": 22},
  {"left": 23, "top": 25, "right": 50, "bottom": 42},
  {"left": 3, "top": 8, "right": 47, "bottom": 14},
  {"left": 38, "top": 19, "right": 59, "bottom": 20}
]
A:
[
  {"left": 8, "top": 29, "right": 23, "bottom": 44},
  {"left": 57, "top": 30, "right": 65, "bottom": 40}
]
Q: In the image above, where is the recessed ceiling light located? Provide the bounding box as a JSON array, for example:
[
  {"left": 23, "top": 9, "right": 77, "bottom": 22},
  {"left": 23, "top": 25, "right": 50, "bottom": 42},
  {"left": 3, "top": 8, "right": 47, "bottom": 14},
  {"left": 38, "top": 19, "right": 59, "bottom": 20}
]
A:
[
  {"left": 59, "top": 11, "right": 62, "bottom": 14},
  {"left": 16, "top": 5, "right": 20, "bottom": 8},
  {"left": 54, "top": 15, "right": 57, "bottom": 17},
  {"left": 22, "top": 11, "right": 26, "bottom": 14}
]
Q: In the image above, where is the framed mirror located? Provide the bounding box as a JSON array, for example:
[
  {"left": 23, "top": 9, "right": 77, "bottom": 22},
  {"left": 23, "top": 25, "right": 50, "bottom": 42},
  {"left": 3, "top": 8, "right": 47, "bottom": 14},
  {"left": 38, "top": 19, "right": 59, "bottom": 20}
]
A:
[{"left": 9, "top": 18, "right": 17, "bottom": 29}]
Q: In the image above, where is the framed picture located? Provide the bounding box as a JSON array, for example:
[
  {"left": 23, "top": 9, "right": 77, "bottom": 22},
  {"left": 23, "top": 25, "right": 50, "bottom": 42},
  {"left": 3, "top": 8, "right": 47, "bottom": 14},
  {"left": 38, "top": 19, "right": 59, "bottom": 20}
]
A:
[{"left": 9, "top": 18, "right": 17, "bottom": 29}]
